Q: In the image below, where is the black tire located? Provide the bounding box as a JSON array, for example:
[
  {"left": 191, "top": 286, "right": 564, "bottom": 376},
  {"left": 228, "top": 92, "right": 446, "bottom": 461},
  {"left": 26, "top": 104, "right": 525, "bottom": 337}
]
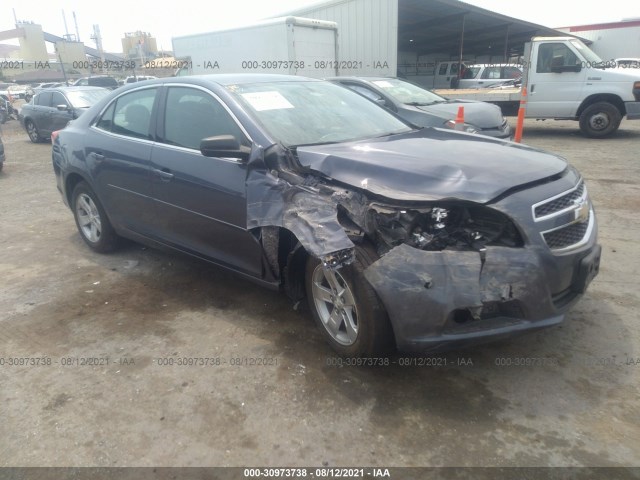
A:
[
  {"left": 71, "top": 181, "right": 120, "bottom": 253},
  {"left": 305, "top": 244, "right": 395, "bottom": 357},
  {"left": 0, "top": 111, "right": 7, "bottom": 124},
  {"left": 578, "top": 102, "right": 622, "bottom": 138},
  {"left": 25, "top": 119, "right": 43, "bottom": 143}
]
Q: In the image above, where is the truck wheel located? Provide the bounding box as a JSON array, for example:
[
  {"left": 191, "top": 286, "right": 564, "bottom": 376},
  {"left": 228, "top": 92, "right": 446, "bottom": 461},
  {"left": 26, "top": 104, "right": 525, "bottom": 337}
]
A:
[
  {"left": 305, "top": 244, "right": 395, "bottom": 357},
  {"left": 71, "top": 181, "right": 120, "bottom": 253},
  {"left": 579, "top": 102, "right": 622, "bottom": 138}
]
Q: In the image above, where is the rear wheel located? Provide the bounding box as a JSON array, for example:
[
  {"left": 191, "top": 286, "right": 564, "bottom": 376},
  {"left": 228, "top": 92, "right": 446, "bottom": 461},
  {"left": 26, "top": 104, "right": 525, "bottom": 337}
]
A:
[
  {"left": 305, "top": 245, "right": 394, "bottom": 357},
  {"left": 25, "top": 120, "right": 43, "bottom": 143},
  {"left": 579, "top": 102, "right": 622, "bottom": 138},
  {"left": 71, "top": 182, "right": 120, "bottom": 253}
]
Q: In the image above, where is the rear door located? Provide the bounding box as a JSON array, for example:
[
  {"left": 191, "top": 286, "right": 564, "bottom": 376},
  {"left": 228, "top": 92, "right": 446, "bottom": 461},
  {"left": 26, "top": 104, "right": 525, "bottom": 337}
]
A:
[
  {"left": 31, "top": 91, "right": 53, "bottom": 134},
  {"left": 85, "top": 86, "right": 159, "bottom": 234},
  {"left": 149, "top": 84, "right": 263, "bottom": 276}
]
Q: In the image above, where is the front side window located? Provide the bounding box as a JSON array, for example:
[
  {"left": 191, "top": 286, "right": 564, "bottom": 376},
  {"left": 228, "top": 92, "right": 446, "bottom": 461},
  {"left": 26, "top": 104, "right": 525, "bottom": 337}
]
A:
[
  {"left": 537, "top": 43, "right": 579, "bottom": 73},
  {"left": 162, "top": 87, "right": 245, "bottom": 150},
  {"left": 95, "top": 88, "right": 157, "bottom": 140},
  {"left": 51, "top": 92, "right": 68, "bottom": 108}
]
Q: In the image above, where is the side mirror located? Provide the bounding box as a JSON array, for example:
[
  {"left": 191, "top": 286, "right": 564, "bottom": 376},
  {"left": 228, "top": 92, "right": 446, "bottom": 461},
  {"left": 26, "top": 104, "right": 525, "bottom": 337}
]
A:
[
  {"left": 56, "top": 104, "right": 71, "bottom": 111},
  {"left": 200, "top": 135, "right": 251, "bottom": 161}
]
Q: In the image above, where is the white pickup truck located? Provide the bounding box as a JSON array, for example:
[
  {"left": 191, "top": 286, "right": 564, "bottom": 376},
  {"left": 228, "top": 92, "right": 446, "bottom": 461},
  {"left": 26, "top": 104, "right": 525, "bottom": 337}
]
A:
[{"left": 434, "top": 37, "right": 640, "bottom": 138}]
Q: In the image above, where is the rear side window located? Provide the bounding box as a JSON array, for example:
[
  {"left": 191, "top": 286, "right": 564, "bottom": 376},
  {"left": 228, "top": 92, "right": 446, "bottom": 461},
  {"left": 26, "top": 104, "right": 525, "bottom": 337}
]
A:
[
  {"left": 438, "top": 64, "right": 448, "bottom": 75},
  {"left": 162, "top": 87, "right": 245, "bottom": 150},
  {"left": 95, "top": 88, "right": 157, "bottom": 139},
  {"left": 35, "top": 91, "right": 52, "bottom": 106}
]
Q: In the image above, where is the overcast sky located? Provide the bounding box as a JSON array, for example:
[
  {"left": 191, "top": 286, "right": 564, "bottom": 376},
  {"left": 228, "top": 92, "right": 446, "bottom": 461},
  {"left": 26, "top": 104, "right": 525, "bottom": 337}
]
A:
[{"left": 2, "top": 0, "right": 637, "bottom": 54}]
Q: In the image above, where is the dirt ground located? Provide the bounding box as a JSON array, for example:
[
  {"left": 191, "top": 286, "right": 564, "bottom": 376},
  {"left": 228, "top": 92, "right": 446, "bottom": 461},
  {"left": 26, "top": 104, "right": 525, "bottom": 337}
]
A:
[{"left": 0, "top": 112, "right": 639, "bottom": 468}]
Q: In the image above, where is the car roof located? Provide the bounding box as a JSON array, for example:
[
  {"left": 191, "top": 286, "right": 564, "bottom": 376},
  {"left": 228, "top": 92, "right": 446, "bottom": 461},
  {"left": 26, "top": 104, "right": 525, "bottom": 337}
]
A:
[
  {"left": 37, "top": 86, "right": 109, "bottom": 93},
  {"left": 327, "top": 76, "right": 394, "bottom": 82},
  {"left": 122, "top": 73, "right": 320, "bottom": 88}
]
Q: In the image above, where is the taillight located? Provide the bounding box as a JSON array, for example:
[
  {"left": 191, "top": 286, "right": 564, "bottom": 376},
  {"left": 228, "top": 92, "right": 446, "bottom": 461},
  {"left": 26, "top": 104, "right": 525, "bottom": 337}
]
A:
[
  {"left": 51, "top": 130, "right": 60, "bottom": 142},
  {"left": 633, "top": 81, "right": 640, "bottom": 102}
]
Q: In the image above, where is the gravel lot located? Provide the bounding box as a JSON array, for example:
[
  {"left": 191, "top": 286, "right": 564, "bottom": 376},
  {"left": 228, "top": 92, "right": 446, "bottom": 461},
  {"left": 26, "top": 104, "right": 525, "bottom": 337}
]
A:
[{"left": 1, "top": 113, "right": 639, "bottom": 468}]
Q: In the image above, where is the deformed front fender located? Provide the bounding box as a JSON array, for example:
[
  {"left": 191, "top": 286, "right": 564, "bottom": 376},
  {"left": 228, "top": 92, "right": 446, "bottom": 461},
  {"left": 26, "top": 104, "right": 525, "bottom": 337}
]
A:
[{"left": 245, "top": 144, "right": 354, "bottom": 266}]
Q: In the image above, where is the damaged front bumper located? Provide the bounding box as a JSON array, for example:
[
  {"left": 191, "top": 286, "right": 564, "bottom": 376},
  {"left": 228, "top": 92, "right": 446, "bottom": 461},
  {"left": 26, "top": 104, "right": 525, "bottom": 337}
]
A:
[{"left": 364, "top": 242, "right": 601, "bottom": 353}]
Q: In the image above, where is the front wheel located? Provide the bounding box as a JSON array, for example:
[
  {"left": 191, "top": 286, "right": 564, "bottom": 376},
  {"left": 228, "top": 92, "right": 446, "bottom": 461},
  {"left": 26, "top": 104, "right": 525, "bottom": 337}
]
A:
[
  {"left": 579, "top": 102, "right": 622, "bottom": 138},
  {"left": 305, "top": 245, "right": 395, "bottom": 357},
  {"left": 71, "top": 182, "right": 120, "bottom": 253}
]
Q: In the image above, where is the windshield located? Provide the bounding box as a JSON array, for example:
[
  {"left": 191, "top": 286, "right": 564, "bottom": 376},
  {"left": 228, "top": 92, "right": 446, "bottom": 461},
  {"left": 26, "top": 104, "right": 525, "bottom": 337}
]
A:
[
  {"left": 369, "top": 78, "right": 446, "bottom": 105},
  {"left": 228, "top": 80, "right": 412, "bottom": 147},
  {"left": 570, "top": 40, "right": 603, "bottom": 64},
  {"left": 66, "top": 89, "right": 110, "bottom": 108}
]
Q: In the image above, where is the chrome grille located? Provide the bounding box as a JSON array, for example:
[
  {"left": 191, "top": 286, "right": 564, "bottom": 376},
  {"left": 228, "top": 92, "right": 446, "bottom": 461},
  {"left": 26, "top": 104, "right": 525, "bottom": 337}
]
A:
[
  {"left": 534, "top": 181, "right": 585, "bottom": 219},
  {"left": 543, "top": 221, "right": 590, "bottom": 250}
]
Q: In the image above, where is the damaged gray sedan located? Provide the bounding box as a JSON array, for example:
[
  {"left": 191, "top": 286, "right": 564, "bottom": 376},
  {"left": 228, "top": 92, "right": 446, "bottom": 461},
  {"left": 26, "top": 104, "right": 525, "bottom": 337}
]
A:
[{"left": 52, "top": 74, "right": 601, "bottom": 356}]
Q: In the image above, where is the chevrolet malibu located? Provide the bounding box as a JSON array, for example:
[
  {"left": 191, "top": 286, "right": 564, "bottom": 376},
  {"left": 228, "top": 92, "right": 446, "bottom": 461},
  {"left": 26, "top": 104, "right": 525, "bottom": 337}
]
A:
[{"left": 52, "top": 74, "right": 601, "bottom": 356}]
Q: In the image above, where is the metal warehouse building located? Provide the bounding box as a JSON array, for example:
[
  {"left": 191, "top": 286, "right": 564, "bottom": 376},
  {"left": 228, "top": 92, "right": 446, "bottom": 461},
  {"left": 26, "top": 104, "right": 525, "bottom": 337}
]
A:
[
  {"left": 557, "top": 19, "right": 640, "bottom": 61},
  {"left": 284, "top": 0, "right": 572, "bottom": 78}
]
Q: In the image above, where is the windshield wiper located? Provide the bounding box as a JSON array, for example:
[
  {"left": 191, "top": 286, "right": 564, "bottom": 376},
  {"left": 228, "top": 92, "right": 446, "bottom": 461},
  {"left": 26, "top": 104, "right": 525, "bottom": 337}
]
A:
[{"left": 405, "top": 101, "right": 440, "bottom": 106}]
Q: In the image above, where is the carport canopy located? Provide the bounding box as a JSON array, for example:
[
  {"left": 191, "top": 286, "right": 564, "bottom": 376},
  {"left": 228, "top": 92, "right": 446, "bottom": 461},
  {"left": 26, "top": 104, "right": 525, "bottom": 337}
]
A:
[{"left": 398, "top": 0, "right": 587, "bottom": 60}]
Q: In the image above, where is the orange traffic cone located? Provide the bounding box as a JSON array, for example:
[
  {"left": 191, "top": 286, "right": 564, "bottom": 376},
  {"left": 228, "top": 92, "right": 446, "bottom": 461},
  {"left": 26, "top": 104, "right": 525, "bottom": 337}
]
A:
[{"left": 454, "top": 106, "right": 465, "bottom": 131}]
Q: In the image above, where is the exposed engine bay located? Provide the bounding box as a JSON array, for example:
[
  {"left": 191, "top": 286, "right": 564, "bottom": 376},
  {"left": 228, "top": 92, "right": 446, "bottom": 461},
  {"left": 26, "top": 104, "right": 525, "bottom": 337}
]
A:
[{"left": 331, "top": 190, "right": 523, "bottom": 256}]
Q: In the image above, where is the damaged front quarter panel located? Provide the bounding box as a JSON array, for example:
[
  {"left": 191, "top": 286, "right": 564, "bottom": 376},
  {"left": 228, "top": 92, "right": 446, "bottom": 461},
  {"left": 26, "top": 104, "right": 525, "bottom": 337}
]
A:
[
  {"left": 363, "top": 244, "right": 562, "bottom": 352},
  {"left": 245, "top": 144, "right": 355, "bottom": 268}
]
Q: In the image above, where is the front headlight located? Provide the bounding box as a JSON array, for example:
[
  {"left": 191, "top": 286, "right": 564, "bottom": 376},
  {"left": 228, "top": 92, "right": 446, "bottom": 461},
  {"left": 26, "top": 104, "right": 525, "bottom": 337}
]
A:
[{"left": 444, "top": 120, "right": 478, "bottom": 134}]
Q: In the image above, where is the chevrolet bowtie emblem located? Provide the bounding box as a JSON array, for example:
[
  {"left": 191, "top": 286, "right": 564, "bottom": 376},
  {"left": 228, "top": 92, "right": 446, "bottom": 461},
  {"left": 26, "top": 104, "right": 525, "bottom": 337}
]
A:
[{"left": 574, "top": 198, "right": 590, "bottom": 222}]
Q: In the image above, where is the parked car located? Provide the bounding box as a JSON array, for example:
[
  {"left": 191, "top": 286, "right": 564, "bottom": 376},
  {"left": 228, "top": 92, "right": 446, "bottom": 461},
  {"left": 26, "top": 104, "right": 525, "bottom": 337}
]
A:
[
  {"left": 125, "top": 75, "right": 158, "bottom": 83},
  {"left": 73, "top": 76, "right": 119, "bottom": 90},
  {"left": 0, "top": 83, "right": 13, "bottom": 98},
  {"left": 330, "top": 76, "right": 511, "bottom": 138},
  {"left": 0, "top": 94, "right": 18, "bottom": 123},
  {"left": 7, "top": 84, "right": 28, "bottom": 99},
  {"left": 20, "top": 87, "right": 110, "bottom": 143},
  {"left": 459, "top": 64, "right": 523, "bottom": 89},
  {"left": 52, "top": 74, "right": 600, "bottom": 356}
]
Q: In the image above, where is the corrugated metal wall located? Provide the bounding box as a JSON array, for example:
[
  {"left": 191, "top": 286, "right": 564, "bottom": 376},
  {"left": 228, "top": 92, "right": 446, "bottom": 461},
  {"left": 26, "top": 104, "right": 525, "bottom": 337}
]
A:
[
  {"left": 557, "top": 25, "right": 640, "bottom": 60},
  {"left": 291, "top": 0, "right": 398, "bottom": 76}
]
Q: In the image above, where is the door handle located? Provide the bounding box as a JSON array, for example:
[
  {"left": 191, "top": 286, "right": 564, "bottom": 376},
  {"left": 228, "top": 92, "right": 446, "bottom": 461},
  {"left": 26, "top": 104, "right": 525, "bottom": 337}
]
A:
[
  {"left": 530, "top": 84, "right": 535, "bottom": 93},
  {"left": 154, "top": 168, "right": 174, "bottom": 182},
  {"left": 89, "top": 152, "right": 105, "bottom": 162}
]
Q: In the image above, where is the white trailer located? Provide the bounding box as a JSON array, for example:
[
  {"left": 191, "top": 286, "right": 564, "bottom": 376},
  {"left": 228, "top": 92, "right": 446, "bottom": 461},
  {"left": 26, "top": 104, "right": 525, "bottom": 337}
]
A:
[{"left": 172, "top": 17, "right": 338, "bottom": 78}]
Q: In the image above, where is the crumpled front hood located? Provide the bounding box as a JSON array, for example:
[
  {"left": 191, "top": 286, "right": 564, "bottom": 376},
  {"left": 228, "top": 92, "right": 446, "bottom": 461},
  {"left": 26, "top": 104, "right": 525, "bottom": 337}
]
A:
[
  {"left": 296, "top": 129, "right": 567, "bottom": 203},
  {"left": 417, "top": 100, "right": 504, "bottom": 129}
]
